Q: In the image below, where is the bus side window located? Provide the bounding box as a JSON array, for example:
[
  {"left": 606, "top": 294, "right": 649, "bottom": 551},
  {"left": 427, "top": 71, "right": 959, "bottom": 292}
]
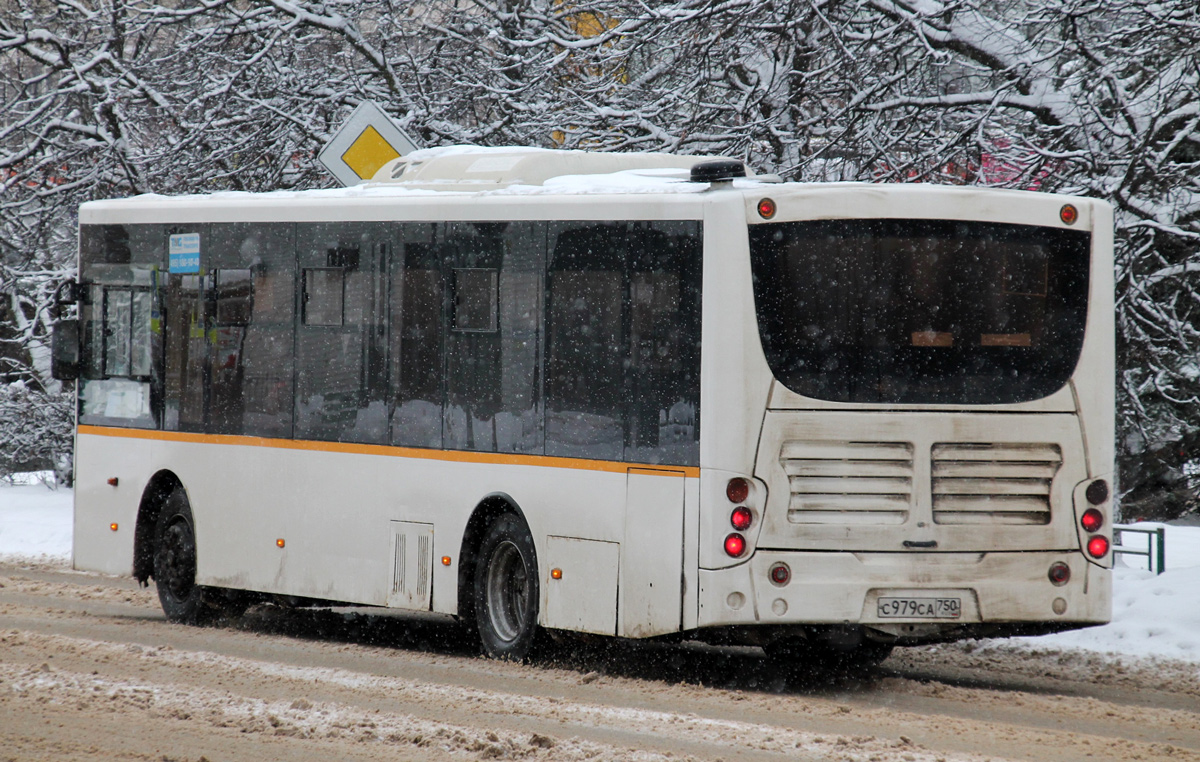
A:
[
  {"left": 625, "top": 222, "right": 701, "bottom": 466},
  {"left": 440, "top": 222, "right": 544, "bottom": 455},
  {"left": 546, "top": 223, "right": 626, "bottom": 462},
  {"left": 391, "top": 231, "right": 444, "bottom": 449},
  {"left": 295, "top": 222, "right": 390, "bottom": 444},
  {"left": 302, "top": 268, "right": 345, "bottom": 326}
]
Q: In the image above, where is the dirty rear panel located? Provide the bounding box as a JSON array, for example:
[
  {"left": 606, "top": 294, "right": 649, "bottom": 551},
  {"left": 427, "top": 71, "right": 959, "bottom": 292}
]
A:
[{"left": 753, "top": 411, "right": 1088, "bottom": 554}]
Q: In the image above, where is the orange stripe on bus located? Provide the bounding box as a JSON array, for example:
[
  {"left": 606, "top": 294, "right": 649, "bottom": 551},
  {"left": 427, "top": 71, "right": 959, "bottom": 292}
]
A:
[{"left": 77, "top": 425, "right": 700, "bottom": 477}]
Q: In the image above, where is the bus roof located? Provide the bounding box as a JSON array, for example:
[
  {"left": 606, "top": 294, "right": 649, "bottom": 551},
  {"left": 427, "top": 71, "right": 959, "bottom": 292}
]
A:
[{"left": 78, "top": 145, "right": 1100, "bottom": 231}]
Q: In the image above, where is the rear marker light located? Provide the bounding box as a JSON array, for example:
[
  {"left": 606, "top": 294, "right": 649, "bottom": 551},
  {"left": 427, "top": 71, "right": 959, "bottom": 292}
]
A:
[
  {"left": 1080, "top": 508, "right": 1104, "bottom": 533},
  {"left": 1086, "top": 536, "right": 1109, "bottom": 558},
  {"left": 724, "top": 533, "right": 746, "bottom": 558},
  {"left": 1085, "top": 479, "right": 1109, "bottom": 505},
  {"left": 769, "top": 562, "right": 791, "bottom": 586},
  {"left": 731, "top": 506, "right": 753, "bottom": 531},
  {"left": 757, "top": 198, "right": 777, "bottom": 219},
  {"left": 1048, "top": 561, "right": 1070, "bottom": 586},
  {"left": 726, "top": 477, "right": 750, "bottom": 504},
  {"left": 107, "top": 477, "right": 119, "bottom": 487},
  {"left": 1060, "top": 204, "right": 1078, "bottom": 225}
]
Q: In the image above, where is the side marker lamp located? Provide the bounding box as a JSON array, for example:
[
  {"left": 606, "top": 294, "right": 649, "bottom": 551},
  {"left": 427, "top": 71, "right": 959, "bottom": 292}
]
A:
[
  {"left": 757, "top": 198, "right": 777, "bottom": 219},
  {"left": 276, "top": 538, "right": 286, "bottom": 548},
  {"left": 1060, "top": 204, "right": 1078, "bottom": 225},
  {"left": 109, "top": 523, "right": 119, "bottom": 532},
  {"left": 441, "top": 556, "right": 452, "bottom": 566}
]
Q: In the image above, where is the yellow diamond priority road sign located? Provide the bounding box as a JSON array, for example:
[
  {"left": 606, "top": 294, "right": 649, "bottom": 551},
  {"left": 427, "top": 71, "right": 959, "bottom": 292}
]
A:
[{"left": 318, "top": 101, "right": 417, "bottom": 186}]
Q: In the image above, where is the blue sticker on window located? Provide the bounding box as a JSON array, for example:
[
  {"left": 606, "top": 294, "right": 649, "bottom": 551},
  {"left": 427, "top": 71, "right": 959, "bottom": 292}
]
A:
[{"left": 169, "top": 233, "right": 201, "bottom": 273}]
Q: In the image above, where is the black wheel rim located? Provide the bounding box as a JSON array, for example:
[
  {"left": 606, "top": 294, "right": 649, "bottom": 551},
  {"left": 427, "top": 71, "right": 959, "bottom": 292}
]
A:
[
  {"left": 159, "top": 517, "right": 196, "bottom": 601},
  {"left": 485, "top": 540, "right": 529, "bottom": 643}
]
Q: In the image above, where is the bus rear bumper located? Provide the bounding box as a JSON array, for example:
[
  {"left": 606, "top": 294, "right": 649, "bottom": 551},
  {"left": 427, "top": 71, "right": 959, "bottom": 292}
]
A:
[{"left": 696, "top": 550, "right": 1111, "bottom": 643}]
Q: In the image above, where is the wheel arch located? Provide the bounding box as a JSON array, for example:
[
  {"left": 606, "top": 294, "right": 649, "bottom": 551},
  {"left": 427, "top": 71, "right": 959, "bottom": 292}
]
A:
[
  {"left": 132, "top": 470, "right": 184, "bottom": 585},
  {"left": 456, "top": 492, "right": 530, "bottom": 619}
]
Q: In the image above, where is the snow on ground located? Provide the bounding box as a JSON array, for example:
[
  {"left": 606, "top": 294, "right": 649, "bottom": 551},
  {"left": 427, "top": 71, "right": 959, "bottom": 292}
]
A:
[
  {"left": 1, "top": 476, "right": 1198, "bottom": 665},
  {"left": 0, "top": 474, "right": 72, "bottom": 564},
  {"left": 1002, "top": 522, "right": 1200, "bottom": 664}
]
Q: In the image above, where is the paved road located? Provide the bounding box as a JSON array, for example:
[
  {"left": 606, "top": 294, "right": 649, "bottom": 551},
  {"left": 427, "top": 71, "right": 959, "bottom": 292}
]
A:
[{"left": 1, "top": 562, "right": 1196, "bottom": 761}]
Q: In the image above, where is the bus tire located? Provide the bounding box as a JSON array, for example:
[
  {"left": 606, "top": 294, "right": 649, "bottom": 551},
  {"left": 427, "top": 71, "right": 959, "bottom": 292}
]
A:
[
  {"left": 152, "top": 488, "right": 240, "bottom": 625},
  {"left": 473, "top": 513, "right": 540, "bottom": 661}
]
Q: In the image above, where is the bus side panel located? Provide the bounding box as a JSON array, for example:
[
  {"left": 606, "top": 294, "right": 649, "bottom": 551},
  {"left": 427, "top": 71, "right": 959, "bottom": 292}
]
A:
[
  {"left": 696, "top": 197, "right": 775, "bottom": 575},
  {"left": 698, "top": 196, "right": 774, "bottom": 478},
  {"left": 74, "top": 432, "right": 144, "bottom": 576},
  {"left": 78, "top": 430, "right": 650, "bottom": 625}
]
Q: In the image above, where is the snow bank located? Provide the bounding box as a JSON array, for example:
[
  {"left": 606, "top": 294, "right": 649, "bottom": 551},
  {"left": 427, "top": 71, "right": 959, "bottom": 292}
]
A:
[
  {"left": 1, "top": 479, "right": 1197, "bottom": 665},
  {"left": 0, "top": 476, "right": 72, "bottom": 564},
  {"left": 1008, "top": 522, "right": 1200, "bottom": 663}
]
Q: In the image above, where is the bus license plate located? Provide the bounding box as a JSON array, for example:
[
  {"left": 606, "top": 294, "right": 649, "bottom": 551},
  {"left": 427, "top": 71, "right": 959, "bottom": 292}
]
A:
[{"left": 877, "top": 597, "right": 961, "bottom": 619}]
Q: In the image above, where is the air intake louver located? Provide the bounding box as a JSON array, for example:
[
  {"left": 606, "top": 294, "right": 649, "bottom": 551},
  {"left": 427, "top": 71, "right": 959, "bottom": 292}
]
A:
[
  {"left": 781, "top": 441, "right": 913, "bottom": 524},
  {"left": 931, "top": 443, "right": 1061, "bottom": 525}
]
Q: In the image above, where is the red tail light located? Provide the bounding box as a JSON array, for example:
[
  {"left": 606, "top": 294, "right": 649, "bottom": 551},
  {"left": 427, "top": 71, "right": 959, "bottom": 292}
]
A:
[
  {"left": 726, "top": 477, "right": 750, "bottom": 504},
  {"left": 1080, "top": 508, "right": 1104, "bottom": 533},
  {"left": 1085, "top": 479, "right": 1109, "bottom": 505},
  {"left": 1086, "top": 536, "right": 1109, "bottom": 558},
  {"left": 724, "top": 533, "right": 746, "bottom": 558},
  {"left": 730, "top": 506, "right": 753, "bottom": 531}
]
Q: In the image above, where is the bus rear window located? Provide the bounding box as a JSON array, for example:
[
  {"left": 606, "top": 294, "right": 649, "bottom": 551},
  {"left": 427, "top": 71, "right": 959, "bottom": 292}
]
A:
[{"left": 749, "top": 219, "right": 1090, "bottom": 405}]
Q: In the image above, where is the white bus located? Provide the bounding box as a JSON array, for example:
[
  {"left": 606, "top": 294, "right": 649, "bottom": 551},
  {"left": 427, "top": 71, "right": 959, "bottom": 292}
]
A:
[{"left": 54, "top": 147, "right": 1114, "bottom": 665}]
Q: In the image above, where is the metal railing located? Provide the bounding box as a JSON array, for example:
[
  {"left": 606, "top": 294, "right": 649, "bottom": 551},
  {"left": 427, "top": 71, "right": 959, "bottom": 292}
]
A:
[{"left": 1112, "top": 524, "right": 1166, "bottom": 574}]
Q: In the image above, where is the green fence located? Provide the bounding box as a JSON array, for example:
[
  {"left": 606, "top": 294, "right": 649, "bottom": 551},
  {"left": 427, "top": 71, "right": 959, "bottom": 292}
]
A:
[{"left": 1112, "top": 524, "right": 1166, "bottom": 574}]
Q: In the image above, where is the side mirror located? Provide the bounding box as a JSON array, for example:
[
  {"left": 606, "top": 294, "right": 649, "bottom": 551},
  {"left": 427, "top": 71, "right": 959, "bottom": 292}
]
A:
[
  {"left": 51, "top": 318, "right": 80, "bottom": 381},
  {"left": 52, "top": 280, "right": 80, "bottom": 319}
]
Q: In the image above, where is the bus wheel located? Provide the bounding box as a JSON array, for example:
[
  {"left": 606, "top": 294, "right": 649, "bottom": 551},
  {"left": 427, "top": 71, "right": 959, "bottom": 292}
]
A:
[
  {"left": 152, "top": 488, "right": 238, "bottom": 625},
  {"left": 474, "top": 513, "right": 540, "bottom": 661}
]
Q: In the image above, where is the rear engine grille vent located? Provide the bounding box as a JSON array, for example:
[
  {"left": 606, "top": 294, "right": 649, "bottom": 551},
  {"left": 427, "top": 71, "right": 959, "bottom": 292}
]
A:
[
  {"left": 931, "top": 443, "right": 1061, "bottom": 525},
  {"left": 780, "top": 441, "right": 914, "bottom": 525}
]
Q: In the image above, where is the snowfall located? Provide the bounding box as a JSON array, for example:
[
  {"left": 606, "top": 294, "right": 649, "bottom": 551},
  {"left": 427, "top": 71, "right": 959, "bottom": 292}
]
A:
[{"left": 2, "top": 474, "right": 1198, "bottom": 667}]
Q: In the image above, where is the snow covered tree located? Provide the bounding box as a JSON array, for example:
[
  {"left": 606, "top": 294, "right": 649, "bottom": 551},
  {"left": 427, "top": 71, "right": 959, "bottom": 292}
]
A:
[
  {"left": 802, "top": 0, "right": 1200, "bottom": 518},
  {"left": 2, "top": 0, "right": 1198, "bottom": 515}
]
